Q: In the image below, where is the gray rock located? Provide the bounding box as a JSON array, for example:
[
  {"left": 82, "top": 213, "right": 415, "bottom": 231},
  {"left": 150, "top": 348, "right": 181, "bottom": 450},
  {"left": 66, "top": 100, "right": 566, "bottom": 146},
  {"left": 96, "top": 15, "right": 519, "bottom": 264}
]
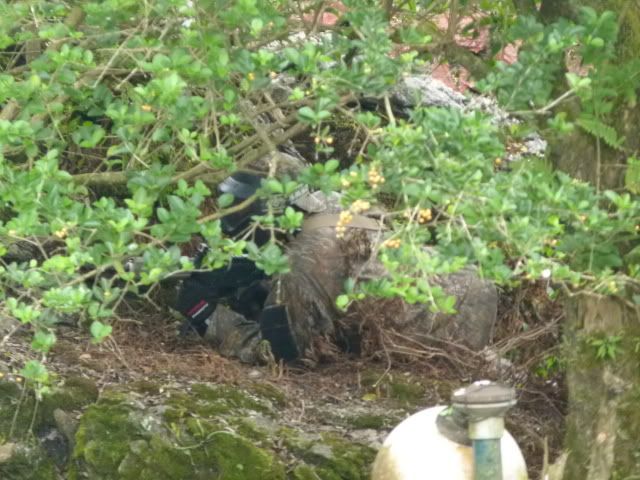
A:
[
  {"left": 310, "top": 443, "right": 334, "bottom": 460},
  {"left": 395, "top": 267, "right": 498, "bottom": 351},
  {"left": 36, "top": 426, "right": 69, "bottom": 467},
  {"left": 505, "top": 132, "right": 548, "bottom": 161},
  {"left": 464, "top": 94, "right": 514, "bottom": 125},
  {"left": 252, "top": 150, "right": 309, "bottom": 178},
  {"left": 0, "top": 442, "right": 16, "bottom": 464},
  {"left": 391, "top": 75, "right": 468, "bottom": 110},
  {"left": 53, "top": 409, "right": 78, "bottom": 450}
]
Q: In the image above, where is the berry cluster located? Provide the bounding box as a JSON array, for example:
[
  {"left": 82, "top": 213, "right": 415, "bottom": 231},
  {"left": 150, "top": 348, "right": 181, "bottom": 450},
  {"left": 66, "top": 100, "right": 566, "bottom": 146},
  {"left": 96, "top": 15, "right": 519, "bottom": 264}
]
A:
[
  {"left": 381, "top": 238, "right": 402, "bottom": 249},
  {"left": 335, "top": 210, "right": 354, "bottom": 238},
  {"left": 368, "top": 167, "right": 385, "bottom": 189},
  {"left": 403, "top": 207, "right": 432, "bottom": 224},
  {"left": 418, "top": 208, "right": 432, "bottom": 223},
  {"left": 341, "top": 170, "right": 359, "bottom": 188},
  {"left": 350, "top": 199, "right": 371, "bottom": 214}
]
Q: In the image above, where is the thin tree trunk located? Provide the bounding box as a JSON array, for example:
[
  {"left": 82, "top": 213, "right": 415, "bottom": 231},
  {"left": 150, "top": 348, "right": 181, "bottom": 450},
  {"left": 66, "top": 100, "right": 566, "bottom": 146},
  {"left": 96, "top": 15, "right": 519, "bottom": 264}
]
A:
[
  {"left": 537, "top": 2, "right": 640, "bottom": 478},
  {"left": 562, "top": 294, "right": 640, "bottom": 479}
]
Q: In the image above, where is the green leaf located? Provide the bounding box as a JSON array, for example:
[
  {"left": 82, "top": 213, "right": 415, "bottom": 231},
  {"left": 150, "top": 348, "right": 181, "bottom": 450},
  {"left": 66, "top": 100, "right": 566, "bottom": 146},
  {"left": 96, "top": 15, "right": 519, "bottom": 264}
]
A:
[
  {"left": 90, "top": 321, "right": 112, "bottom": 344},
  {"left": 577, "top": 115, "right": 625, "bottom": 150},
  {"left": 336, "top": 294, "right": 350, "bottom": 310},
  {"left": 264, "top": 179, "right": 284, "bottom": 194},
  {"left": 297, "top": 106, "right": 318, "bottom": 124},
  {"left": 218, "top": 193, "right": 235, "bottom": 208},
  {"left": 32, "top": 330, "right": 57, "bottom": 353},
  {"left": 21, "top": 360, "right": 49, "bottom": 384},
  {"left": 625, "top": 157, "right": 640, "bottom": 194},
  {"left": 324, "top": 159, "right": 340, "bottom": 173}
]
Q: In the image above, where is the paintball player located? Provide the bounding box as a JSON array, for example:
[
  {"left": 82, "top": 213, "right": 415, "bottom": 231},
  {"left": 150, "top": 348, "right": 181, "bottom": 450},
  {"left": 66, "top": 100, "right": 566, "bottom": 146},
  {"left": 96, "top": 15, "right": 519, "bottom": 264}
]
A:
[
  {"left": 173, "top": 170, "right": 385, "bottom": 364},
  {"left": 174, "top": 170, "right": 497, "bottom": 365}
]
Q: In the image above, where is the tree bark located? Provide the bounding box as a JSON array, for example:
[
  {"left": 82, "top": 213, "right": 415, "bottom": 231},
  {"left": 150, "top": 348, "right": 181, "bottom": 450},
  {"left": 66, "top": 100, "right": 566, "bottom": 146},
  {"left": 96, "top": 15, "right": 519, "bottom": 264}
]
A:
[
  {"left": 562, "top": 294, "right": 640, "bottom": 479},
  {"left": 511, "top": 0, "right": 538, "bottom": 17},
  {"left": 540, "top": 2, "right": 640, "bottom": 478},
  {"left": 548, "top": 0, "right": 640, "bottom": 190}
]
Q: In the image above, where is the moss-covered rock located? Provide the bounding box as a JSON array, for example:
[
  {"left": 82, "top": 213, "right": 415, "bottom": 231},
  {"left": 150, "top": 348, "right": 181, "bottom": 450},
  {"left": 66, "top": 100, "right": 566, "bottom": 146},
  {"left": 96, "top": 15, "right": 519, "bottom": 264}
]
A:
[
  {"left": 282, "top": 427, "right": 376, "bottom": 480},
  {"left": 0, "top": 375, "right": 98, "bottom": 442},
  {"left": 563, "top": 295, "right": 640, "bottom": 479},
  {"left": 39, "top": 376, "right": 99, "bottom": 427},
  {"left": 70, "top": 385, "right": 286, "bottom": 480},
  {"left": 346, "top": 413, "right": 387, "bottom": 430},
  {"left": 0, "top": 381, "right": 35, "bottom": 440},
  {"left": 0, "top": 444, "right": 58, "bottom": 480},
  {"left": 116, "top": 430, "right": 284, "bottom": 480},
  {"left": 164, "top": 383, "right": 275, "bottom": 424},
  {"left": 3, "top": 373, "right": 384, "bottom": 480}
]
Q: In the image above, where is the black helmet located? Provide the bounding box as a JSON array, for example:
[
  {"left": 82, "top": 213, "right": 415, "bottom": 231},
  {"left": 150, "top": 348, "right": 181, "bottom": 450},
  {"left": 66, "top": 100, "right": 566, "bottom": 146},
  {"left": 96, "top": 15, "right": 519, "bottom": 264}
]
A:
[
  {"left": 218, "top": 172, "right": 267, "bottom": 238},
  {"left": 218, "top": 171, "right": 263, "bottom": 199}
]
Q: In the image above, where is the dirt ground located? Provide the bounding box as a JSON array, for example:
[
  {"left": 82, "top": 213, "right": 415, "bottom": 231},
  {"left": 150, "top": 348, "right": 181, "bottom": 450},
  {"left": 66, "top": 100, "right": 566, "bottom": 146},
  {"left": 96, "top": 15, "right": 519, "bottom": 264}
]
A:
[{"left": 3, "top": 282, "right": 566, "bottom": 479}]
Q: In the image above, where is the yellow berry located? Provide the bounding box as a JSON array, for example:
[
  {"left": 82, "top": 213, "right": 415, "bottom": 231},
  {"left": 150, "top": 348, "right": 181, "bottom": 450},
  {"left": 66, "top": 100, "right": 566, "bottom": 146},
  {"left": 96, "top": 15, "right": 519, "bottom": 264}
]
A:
[
  {"left": 326, "top": 137, "right": 334, "bottom": 145},
  {"left": 419, "top": 208, "right": 432, "bottom": 221},
  {"left": 141, "top": 104, "right": 153, "bottom": 112},
  {"left": 247, "top": 72, "right": 255, "bottom": 81},
  {"left": 54, "top": 227, "right": 68, "bottom": 239}
]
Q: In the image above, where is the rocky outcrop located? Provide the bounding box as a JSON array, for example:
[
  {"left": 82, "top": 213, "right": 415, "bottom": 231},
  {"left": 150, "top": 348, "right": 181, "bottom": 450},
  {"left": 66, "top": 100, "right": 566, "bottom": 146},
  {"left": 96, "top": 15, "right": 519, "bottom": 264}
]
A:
[{"left": 0, "top": 375, "right": 381, "bottom": 480}]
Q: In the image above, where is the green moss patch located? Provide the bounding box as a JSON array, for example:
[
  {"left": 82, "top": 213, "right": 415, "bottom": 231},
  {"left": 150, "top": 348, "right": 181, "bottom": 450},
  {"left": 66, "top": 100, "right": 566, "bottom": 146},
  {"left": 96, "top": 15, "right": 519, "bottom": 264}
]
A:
[
  {"left": 0, "top": 381, "right": 38, "bottom": 440},
  {"left": 164, "top": 383, "right": 274, "bottom": 423},
  {"left": 0, "top": 445, "right": 58, "bottom": 480},
  {"left": 70, "top": 386, "right": 286, "bottom": 480},
  {"left": 72, "top": 400, "right": 144, "bottom": 477},
  {"left": 346, "top": 413, "right": 387, "bottom": 430},
  {"left": 283, "top": 428, "right": 376, "bottom": 480}
]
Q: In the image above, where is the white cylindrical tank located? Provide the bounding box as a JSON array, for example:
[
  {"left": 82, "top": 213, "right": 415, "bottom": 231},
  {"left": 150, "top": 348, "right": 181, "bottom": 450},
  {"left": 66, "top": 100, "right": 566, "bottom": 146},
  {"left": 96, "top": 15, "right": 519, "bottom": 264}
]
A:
[{"left": 371, "top": 406, "right": 528, "bottom": 480}]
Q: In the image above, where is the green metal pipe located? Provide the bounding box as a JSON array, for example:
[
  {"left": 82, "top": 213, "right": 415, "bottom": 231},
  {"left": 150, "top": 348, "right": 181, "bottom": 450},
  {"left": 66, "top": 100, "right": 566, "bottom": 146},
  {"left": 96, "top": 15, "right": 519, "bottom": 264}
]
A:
[{"left": 472, "top": 438, "right": 503, "bottom": 480}]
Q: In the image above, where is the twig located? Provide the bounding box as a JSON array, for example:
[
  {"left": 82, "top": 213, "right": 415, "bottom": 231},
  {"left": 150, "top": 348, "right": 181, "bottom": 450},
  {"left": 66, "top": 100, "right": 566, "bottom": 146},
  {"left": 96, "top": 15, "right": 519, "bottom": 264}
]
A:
[
  {"left": 0, "top": 321, "right": 23, "bottom": 349},
  {"left": 116, "top": 21, "right": 174, "bottom": 90},
  {"left": 383, "top": 94, "right": 396, "bottom": 126},
  {"left": 92, "top": 29, "right": 139, "bottom": 88},
  {"left": 510, "top": 88, "right": 577, "bottom": 117},
  {"left": 197, "top": 194, "right": 258, "bottom": 224},
  {"left": 447, "top": 0, "right": 459, "bottom": 42}
]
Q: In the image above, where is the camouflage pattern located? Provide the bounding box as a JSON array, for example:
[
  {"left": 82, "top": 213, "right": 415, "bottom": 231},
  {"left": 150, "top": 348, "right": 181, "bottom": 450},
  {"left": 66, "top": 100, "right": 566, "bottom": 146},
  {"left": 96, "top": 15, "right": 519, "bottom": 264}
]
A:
[
  {"left": 202, "top": 187, "right": 497, "bottom": 364},
  {"left": 203, "top": 305, "right": 263, "bottom": 364},
  {"left": 266, "top": 223, "right": 498, "bottom": 362}
]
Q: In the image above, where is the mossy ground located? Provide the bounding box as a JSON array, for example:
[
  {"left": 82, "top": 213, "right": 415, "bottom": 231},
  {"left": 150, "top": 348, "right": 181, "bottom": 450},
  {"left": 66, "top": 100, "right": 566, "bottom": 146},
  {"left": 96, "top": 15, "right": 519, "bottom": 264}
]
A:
[
  {"left": 0, "top": 376, "right": 99, "bottom": 479},
  {"left": 0, "top": 446, "right": 58, "bottom": 480},
  {"left": 69, "top": 385, "right": 287, "bottom": 480},
  {"left": 282, "top": 428, "right": 376, "bottom": 480}
]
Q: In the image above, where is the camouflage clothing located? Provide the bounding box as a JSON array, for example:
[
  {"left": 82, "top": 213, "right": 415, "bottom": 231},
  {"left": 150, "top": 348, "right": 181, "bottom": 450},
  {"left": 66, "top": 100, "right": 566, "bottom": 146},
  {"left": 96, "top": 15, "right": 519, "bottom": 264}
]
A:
[
  {"left": 203, "top": 305, "right": 263, "bottom": 364},
  {"left": 200, "top": 187, "right": 497, "bottom": 363},
  {"left": 264, "top": 222, "right": 497, "bottom": 362}
]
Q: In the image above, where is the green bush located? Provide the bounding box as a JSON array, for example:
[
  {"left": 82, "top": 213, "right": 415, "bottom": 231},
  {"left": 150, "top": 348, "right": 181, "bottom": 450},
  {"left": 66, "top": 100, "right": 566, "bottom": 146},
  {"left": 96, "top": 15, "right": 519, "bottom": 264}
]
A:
[{"left": 1, "top": 1, "right": 639, "bottom": 391}]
